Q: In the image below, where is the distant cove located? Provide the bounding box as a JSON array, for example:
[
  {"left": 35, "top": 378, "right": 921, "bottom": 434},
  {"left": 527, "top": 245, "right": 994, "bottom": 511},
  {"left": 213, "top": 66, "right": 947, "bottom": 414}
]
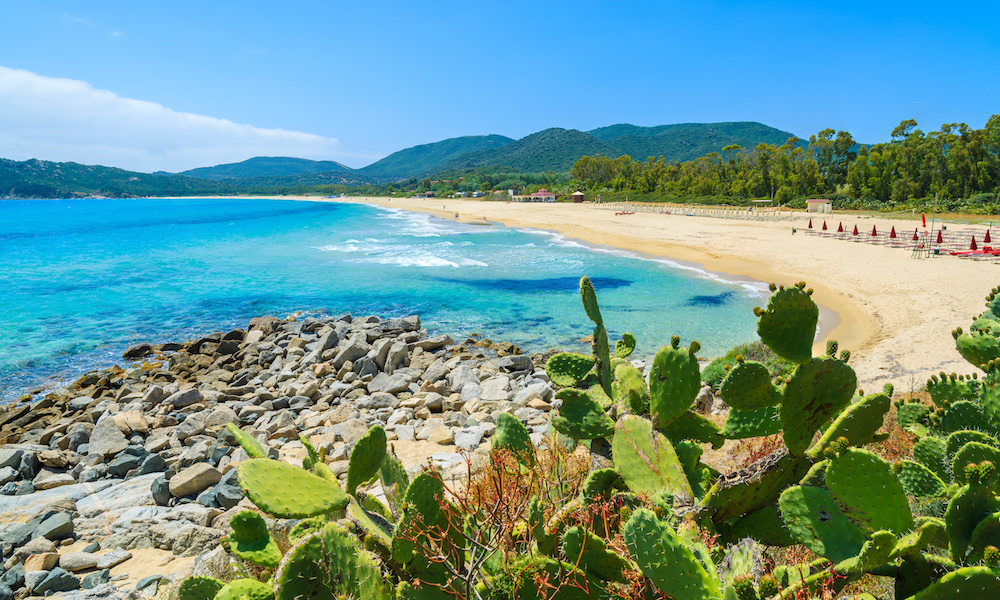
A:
[{"left": 0, "top": 198, "right": 765, "bottom": 403}]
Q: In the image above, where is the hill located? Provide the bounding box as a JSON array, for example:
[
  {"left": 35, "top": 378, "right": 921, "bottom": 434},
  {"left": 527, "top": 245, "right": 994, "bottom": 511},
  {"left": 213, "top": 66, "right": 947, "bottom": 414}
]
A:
[
  {"left": 440, "top": 128, "right": 614, "bottom": 172},
  {"left": 179, "top": 156, "right": 352, "bottom": 180},
  {"left": 358, "top": 134, "right": 514, "bottom": 178}
]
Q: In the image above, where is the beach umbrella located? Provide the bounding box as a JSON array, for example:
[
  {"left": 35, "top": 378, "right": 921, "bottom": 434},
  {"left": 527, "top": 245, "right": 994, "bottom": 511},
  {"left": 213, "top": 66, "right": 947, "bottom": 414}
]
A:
[
  {"left": 808, "top": 219, "right": 813, "bottom": 229},
  {"left": 871, "top": 225, "right": 878, "bottom": 236},
  {"left": 837, "top": 222, "right": 844, "bottom": 233},
  {"left": 890, "top": 226, "right": 897, "bottom": 239},
  {"left": 912, "top": 229, "right": 918, "bottom": 241},
  {"left": 922, "top": 213, "right": 927, "bottom": 227},
  {"left": 971, "top": 236, "right": 978, "bottom": 251},
  {"left": 936, "top": 230, "right": 943, "bottom": 244},
  {"left": 852, "top": 225, "right": 859, "bottom": 235},
  {"left": 986, "top": 230, "right": 992, "bottom": 244},
  {"left": 822, "top": 221, "right": 828, "bottom": 231}
]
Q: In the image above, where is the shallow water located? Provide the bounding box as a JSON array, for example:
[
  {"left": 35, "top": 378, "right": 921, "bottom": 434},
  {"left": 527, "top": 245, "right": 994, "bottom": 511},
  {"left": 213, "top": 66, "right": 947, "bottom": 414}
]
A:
[{"left": 0, "top": 198, "right": 767, "bottom": 403}]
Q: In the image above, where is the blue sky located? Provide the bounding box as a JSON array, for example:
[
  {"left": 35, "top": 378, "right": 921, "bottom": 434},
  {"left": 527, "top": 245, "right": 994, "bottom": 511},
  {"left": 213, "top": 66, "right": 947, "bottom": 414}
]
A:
[{"left": 2, "top": 1, "right": 998, "bottom": 172}]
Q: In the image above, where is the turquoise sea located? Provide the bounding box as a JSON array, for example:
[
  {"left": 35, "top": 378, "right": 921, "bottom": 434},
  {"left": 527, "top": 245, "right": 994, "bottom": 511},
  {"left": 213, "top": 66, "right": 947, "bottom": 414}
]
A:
[{"left": 0, "top": 198, "right": 766, "bottom": 403}]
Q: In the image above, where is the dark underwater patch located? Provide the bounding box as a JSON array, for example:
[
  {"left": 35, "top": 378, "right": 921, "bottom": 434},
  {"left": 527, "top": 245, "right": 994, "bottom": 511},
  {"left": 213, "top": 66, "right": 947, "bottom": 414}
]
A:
[{"left": 685, "top": 291, "right": 734, "bottom": 306}]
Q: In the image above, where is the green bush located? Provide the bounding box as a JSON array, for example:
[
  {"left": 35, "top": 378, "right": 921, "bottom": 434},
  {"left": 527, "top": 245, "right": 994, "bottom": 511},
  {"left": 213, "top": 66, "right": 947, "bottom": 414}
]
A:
[{"left": 701, "top": 340, "right": 795, "bottom": 390}]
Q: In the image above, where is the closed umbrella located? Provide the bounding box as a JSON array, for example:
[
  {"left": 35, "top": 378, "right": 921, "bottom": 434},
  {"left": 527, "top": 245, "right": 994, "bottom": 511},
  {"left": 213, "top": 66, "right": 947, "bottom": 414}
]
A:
[
  {"left": 972, "top": 236, "right": 979, "bottom": 251},
  {"left": 890, "top": 226, "right": 897, "bottom": 239},
  {"left": 808, "top": 219, "right": 813, "bottom": 229},
  {"left": 838, "top": 223, "right": 844, "bottom": 233},
  {"left": 986, "top": 230, "right": 992, "bottom": 244},
  {"left": 822, "top": 221, "right": 828, "bottom": 231},
  {"left": 852, "top": 225, "right": 859, "bottom": 236},
  {"left": 871, "top": 225, "right": 878, "bottom": 236},
  {"left": 912, "top": 229, "right": 918, "bottom": 241},
  {"left": 936, "top": 231, "right": 943, "bottom": 244}
]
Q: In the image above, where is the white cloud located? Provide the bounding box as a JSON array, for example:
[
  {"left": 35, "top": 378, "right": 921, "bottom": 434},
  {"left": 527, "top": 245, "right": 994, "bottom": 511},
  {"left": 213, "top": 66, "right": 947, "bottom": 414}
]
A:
[{"left": 0, "top": 66, "right": 345, "bottom": 172}]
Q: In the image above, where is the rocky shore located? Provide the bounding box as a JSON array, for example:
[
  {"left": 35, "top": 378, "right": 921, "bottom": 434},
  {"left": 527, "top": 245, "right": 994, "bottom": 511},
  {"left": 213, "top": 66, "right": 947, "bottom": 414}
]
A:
[{"left": 0, "top": 312, "right": 561, "bottom": 600}]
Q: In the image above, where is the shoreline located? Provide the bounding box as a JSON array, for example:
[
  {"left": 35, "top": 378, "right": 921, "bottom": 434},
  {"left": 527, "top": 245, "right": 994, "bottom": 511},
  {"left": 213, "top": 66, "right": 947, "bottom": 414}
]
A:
[{"left": 329, "top": 196, "right": 995, "bottom": 391}]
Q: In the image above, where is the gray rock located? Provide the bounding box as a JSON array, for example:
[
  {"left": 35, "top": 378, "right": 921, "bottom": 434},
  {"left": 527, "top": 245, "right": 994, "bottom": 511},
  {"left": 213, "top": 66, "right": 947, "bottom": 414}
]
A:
[
  {"left": 460, "top": 381, "right": 482, "bottom": 405},
  {"left": 88, "top": 417, "right": 128, "bottom": 458},
  {"left": 106, "top": 453, "right": 142, "bottom": 478},
  {"left": 138, "top": 453, "right": 166, "bottom": 475},
  {"left": 81, "top": 569, "right": 110, "bottom": 589},
  {"left": 136, "top": 574, "right": 163, "bottom": 592},
  {"left": 68, "top": 396, "right": 95, "bottom": 412},
  {"left": 448, "top": 364, "right": 479, "bottom": 392},
  {"left": 33, "top": 470, "right": 76, "bottom": 490},
  {"left": 122, "top": 343, "right": 153, "bottom": 359},
  {"left": 35, "top": 567, "right": 80, "bottom": 594},
  {"left": 59, "top": 552, "right": 100, "bottom": 572},
  {"left": 383, "top": 342, "right": 409, "bottom": 374},
  {"left": 333, "top": 336, "right": 370, "bottom": 368},
  {"left": 196, "top": 488, "right": 218, "bottom": 508},
  {"left": 24, "top": 570, "right": 49, "bottom": 593},
  {"left": 203, "top": 406, "right": 239, "bottom": 430},
  {"left": 176, "top": 412, "right": 207, "bottom": 440},
  {"left": 82, "top": 541, "right": 100, "bottom": 553},
  {"left": 356, "top": 391, "right": 398, "bottom": 409},
  {"left": 394, "top": 425, "right": 415, "bottom": 441},
  {"left": 169, "top": 463, "right": 222, "bottom": 498},
  {"left": 75, "top": 473, "right": 160, "bottom": 519},
  {"left": 0, "top": 449, "right": 22, "bottom": 470},
  {"left": 454, "top": 428, "right": 486, "bottom": 451},
  {"left": 411, "top": 334, "right": 453, "bottom": 351},
  {"left": 0, "top": 479, "right": 114, "bottom": 521},
  {"left": 35, "top": 511, "right": 74, "bottom": 541},
  {"left": 151, "top": 476, "right": 171, "bottom": 506},
  {"left": 496, "top": 354, "right": 534, "bottom": 372},
  {"left": 163, "top": 388, "right": 202, "bottom": 409},
  {"left": 0, "top": 467, "right": 15, "bottom": 487},
  {"left": 142, "top": 385, "right": 168, "bottom": 406},
  {"left": 422, "top": 393, "right": 446, "bottom": 412},
  {"left": 0, "top": 564, "right": 24, "bottom": 590},
  {"left": 78, "top": 466, "right": 106, "bottom": 483},
  {"left": 367, "top": 373, "right": 410, "bottom": 394},
  {"left": 0, "top": 584, "right": 10, "bottom": 600},
  {"left": 479, "top": 375, "right": 511, "bottom": 402},
  {"left": 96, "top": 548, "right": 131, "bottom": 569}
]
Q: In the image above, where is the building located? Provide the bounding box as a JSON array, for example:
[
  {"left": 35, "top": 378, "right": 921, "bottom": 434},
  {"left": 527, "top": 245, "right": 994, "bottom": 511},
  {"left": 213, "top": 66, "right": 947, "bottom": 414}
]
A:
[
  {"left": 571, "top": 191, "right": 585, "bottom": 203},
  {"left": 511, "top": 188, "right": 557, "bottom": 202},
  {"left": 805, "top": 198, "right": 831, "bottom": 213}
]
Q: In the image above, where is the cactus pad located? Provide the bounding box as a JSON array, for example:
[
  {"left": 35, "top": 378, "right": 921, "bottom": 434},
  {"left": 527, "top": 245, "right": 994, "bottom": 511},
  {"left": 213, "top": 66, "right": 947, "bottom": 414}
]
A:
[
  {"left": 492, "top": 412, "right": 536, "bottom": 467},
  {"left": 913, "top": 436, "right": 950, "bottom": 481},
  {"left": 896, "top": 460, "right": 948, "bottom": 498},
  {"left": 215, "top": 579, "right": 272, "bottom": 600},
  {"left": 624, "top": 508, "right": 722, "bottom": 600},
  {"left": 945, "top": 483, "right": 1000, "bottom": 562},
  {"left": 810, "top": 392, "right": 890, "bottom": 458},
  {"left": 227, "top": 423, "right": 267, "bottom": 459},
  {"left": 177, "top": 577, "right": 224, "bottom": 600},
  {"left": 238, "top": 458, "right": 349, "bottom": 518},
  {"left": 706, "top": 450, "right": 810, "bottom": 524},
  {"left": 953, "top": 442, "right": 1000, "bottom": 485},
  {"left": 956, "top": 331, "right": 1000, "bottom": 368},
  {"left": 780, "top": 357, "right": 857, "bottom": 455},
  {"left": 826, "top": 448, "right": 914, "bottom": 535},
  {"left": 612, "top": 362, "right": 649, "bottom": 415},
  {"left": 581, "top": 468, "right": 626, "bottom": 505},
  {"left": 722, "top": 405, "right": 781, "bottom": 439},
  {"left": 756, "top": 284, "right": 819, "bottom": 364},
  {"left": 615, "top": 332, "right": 636, "bottom": 359},
  {"left": 551, "top": 388, "right": 615, "bottom": 440},
  {"left": 392, "top": 470, "right": 447, "bottom": 564},
  {"left": 545, "top": 352, "right": 596, "bottom": 387},
  {"left": 274, "top": 532, "right": 333, "bottom": 600},
  {"left": 611, "top": 415, "right": 692, "bottom": 498},
  {"left": 720, "top": 361, "right": 781, "bottom": 410},
  {"left": 779, "top": 485, "right": 867, "bottom": 562},
  {"left": 897, "top": 401, "right": 931, "bottom": 433},
  {"left": 224, "top": 510, "right": 281, "bottom": 568},
  {"left": 562, "top": 525, "right": 630, "bottom": 582},
  {"left": 649, "top": 343, "right": 702, "bottom": 428},
  {"left": 379, "top": 447, "right": 410, "bottom": 515},
  {"left": 908, "top": 565, "right": 1000, "bottom": 598},
  {"left": 580, "top": 276, "right": 603, "bottom": 325},
  {"left": 940, "top": 401, "right": 992, "bottom": 435},
  {"left": 347, "top": 425, "right": 387, "bottom": 495},
  {"left": 660, "top": 409, "right": 725, "bottom": 449}
]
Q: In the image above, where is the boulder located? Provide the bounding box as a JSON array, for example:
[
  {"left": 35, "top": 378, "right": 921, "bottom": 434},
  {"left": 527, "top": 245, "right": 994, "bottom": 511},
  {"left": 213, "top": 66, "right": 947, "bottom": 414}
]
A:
[
  {"left": 34, "top": 567, "right": 80, "bottom": 594},
  {"left": 169, "top": 463, "right": 222, "bottom": 498},
  {"left": 33, "top": 471, "right": 76, "bottom": 491},
  {"left": 23, "top": 553, "right": 59, "bottom": 571},
  {"left": 0, "top": 449, "right": 23, "bottom": 470},
  {"left": 0, "top": 466, "right": 16, "bottom": 487},
  {"left": 87, "top": 417, "right": 128, "bottom": 458},
  {"left": 35, "top": 511, "right": 74, "bottom": 541},
  {"left": 59, "top": 552, "right": 100, "bottom": 572},
  {"left": 163, "top": 388, "right": 202, "bottom": 409},
  {"left": 95, "top": 548, "right": 131, "bottom": 570}
]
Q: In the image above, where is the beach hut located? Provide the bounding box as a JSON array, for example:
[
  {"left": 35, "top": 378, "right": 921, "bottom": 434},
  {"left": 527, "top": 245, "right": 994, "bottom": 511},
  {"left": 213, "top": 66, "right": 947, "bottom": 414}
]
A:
[
  {"left": 571, "top": 191, "right": 585, "bottom": 203},
  {"left": 806, "top": 198, "right": 831, "bottom": 214}
]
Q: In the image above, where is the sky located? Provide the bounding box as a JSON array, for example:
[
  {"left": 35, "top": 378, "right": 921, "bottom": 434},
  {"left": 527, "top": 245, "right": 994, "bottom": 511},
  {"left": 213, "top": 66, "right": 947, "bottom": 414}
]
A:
[{"left": 2, "top": 1, "right": 999, "bottom": 173}]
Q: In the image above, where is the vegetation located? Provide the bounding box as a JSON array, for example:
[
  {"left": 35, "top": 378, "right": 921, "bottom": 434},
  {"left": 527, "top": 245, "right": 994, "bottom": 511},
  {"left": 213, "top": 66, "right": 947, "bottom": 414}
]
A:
[
  {"left": 179, "top": 157, "right": 352, "bottom": 180},
  {"left": 572, "top": 117, "right": 1000, "bottom": 212},
  {"left": 176, "top": 277, "right": 1000, "bottom": 599},
  {"left": 359, "top": 135, "right": 515, "bottom": 179}
]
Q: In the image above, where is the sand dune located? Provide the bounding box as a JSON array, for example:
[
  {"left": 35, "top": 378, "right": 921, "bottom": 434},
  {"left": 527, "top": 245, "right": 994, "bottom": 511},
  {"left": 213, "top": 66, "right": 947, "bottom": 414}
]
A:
[{"left": 341, "top": 197, "right": 998, "bottom": 393}]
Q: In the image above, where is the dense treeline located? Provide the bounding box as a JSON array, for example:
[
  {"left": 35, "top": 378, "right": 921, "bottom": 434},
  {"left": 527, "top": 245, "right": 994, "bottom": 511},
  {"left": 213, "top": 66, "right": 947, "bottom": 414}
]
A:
[{"left": 570, "top": 117, "right": 1000, "bottom": 210}]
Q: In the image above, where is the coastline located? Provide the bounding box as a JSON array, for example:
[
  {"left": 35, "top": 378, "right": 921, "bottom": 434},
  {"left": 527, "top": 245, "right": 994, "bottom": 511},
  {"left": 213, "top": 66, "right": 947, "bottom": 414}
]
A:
[{"left": 333, "top": 196, "right": 995, "bottom": 391}]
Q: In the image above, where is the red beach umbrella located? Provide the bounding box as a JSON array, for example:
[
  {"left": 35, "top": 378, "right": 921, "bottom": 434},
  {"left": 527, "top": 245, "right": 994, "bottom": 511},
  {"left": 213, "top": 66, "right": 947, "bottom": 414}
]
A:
[
  {"left": 822, "top": 221, "right": 828, "bottom": 231},
  {"left": 971, "top": 236, "right": 978, "bottom": 251},
  {"left": 852, "top": 225, "right": 859, "bottom": 236},
  {"left": 890, "top": 226, "right": 897, "bottom": 239},
  {"left": 936, "top": 230, "right": 943, "bottom": 244},
  {"left": 837, "top": 222, "right": 844, "bottom": 233},
  {"left": 912, "top": 229, "right": 918, "bottom": 241},
  {"left": 922, "top": 213, "right": 927, "bottom": 227},
  {"left": 871, "top": 225, "right": 878, "bottom": 236},
  {"left": 808, "top": 219, "right": 813, "bottom": 229},
  {"left": 986, "top": 230, "right": 992, "bottom": 244}
]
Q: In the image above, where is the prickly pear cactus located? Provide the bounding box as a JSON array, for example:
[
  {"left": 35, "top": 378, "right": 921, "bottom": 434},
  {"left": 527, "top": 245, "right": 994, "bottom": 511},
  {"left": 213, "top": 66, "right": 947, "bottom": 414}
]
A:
[
  {"left": 826, "top": 448, "right": 914, "bottom": 535},
  {"left": 227, "top": 423, "right": 267, "bottom": 459},
  {"left": 215, "top": 579, "right": 272, "bottom": 600},
  {"left": 895, "top": 460, "right": 948, "bottom": 498},
  {"left": 612, "top": 361, "right": 649, "bottom": 415},
  {"left": 755, "top": 283, "right": 818, "bottom": 365},
  {"left": 545, "top": 352, "right": 595, "bottom": 388},
  {"left": 780, "top": 356, "right": 857, "bottom": 455},
  {"left": 238, "top": 458, "right": 349, "bottom": 518},
  {"left": 719, "top": 360, "right": 781, "bottom": 410},
  {"left": 809, "top": 391, "right": 891, "bottom": 458},
  {"left": 492, "top": 412, "right": 536, "bottom": 466},
  {"left": 649, "top": 338, "right": 702, "bottom": 429},
  {"left": 612, "top": 415, "right": 692, "bottom": 499},
  {"left": 562, "top": 525, "right": 630, "bottom": 582},
  {"left": 615, "top": 332, "right": 636, "bottom": 359},
  {"left": 955, "top": 328, "right": 1000, "bottom": 369},
  {"left": 779, "top": 485, "right": 868, "bottom": 562},
  {"left": 624, "top": 508, "right": 721, "bottom": 600},
  {"left": 551, "top": 388, "right": 615, "bottom": 441},
  {"left": 224, "top": 510, "right": 281, "bottom": 568},
  {"left": 178, "top": 576, "right": 224, "bottom": 600},
  {"left": 347, "top": 424, "right": 387, "bottom": 495}
]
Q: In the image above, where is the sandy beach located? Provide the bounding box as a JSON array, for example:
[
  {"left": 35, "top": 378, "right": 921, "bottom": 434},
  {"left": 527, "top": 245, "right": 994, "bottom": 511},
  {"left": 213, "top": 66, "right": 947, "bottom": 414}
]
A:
[{"left": 335, "top": 196, "right": 998, "bottom": 393}]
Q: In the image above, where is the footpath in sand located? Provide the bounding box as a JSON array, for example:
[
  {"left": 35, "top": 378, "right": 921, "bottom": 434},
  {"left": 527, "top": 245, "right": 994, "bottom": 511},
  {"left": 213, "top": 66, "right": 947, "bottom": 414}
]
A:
[{"left": 347, "top": 197, "right": 998, "bottom": 393}]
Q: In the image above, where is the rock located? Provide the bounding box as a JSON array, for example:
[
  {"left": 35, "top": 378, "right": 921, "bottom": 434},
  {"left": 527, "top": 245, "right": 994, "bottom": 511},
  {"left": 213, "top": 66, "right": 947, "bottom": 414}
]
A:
[
  {"left": 23, "top": 552, "right": 59, "bottom": 571},
  {"left": 112, "top": 411, "right": 148, "bottom": 436},
  {"left": 0, "top": 585, "right": 10, "bottom": 600},
  {"left": 34, "top": 566, "right": 80, "bottom": 594},
  {"left": 35, "top": 511, "right": 74, "bottom": 541},
  {"left": 496, "top": 354, "right": 533, "bottom": 372},
  {"left": 151, "top": 476, "right": 171, "bottom": 506},
  {"left": 169, "top": 463, "right": 222, "bottom": 498},
  {"left": 411, "top": 335, "right": 453, "bottom": 352},
  {"left": 394, "top": 425, "right": 415, "bottom": 441},
  {"left": 479, "top": 375, "right": 511, "bottom": 402},
  {"left": 427, "top": 428, "right": 455, "bottom": 445},
  {"left": 24, "top": 570, "right": 49, "bottom": 594},
  {"left": 81, "top": 569, "right": 110, "bottom": 589},
  {"left": 176, "top": 412, "right": 207, "bottom": 440},
  {"left": 136, "top": 574, "right": 163, "bottom": 592},
  {"left": 0, "top": 467, "right": 15, "bottom": 487},
  {"left": 454, "top": 428, "right": 486, "bottom": 451},
  {"left": 37, "top": 449, "right": 70, "bottom": 469},
  {"left": 88, "top": 417, "right": 128, "bottom": 458},
  {"left": 356, "top": 391, "right": 398, "bottom": 409},
  {"left": 0, "top": 449, "right": 23, "bottom": 470},
  {"left": 163, "top": 388, "right": 202, "bottom": 409},
  {"left": 203, "top": 406, "right": 238, "bottom": 430},
  {"left": 122, "top": 343, "right": 154, "bottom": 359},
  {"left": 422, "top": 393, "right": 446, "bottom": 412},
  {"left": 12, "top": 535, "right": 56, "bottom": 559},
  {"left": 96, "top": 548, "right": 131, "bottom": 570},
  {"left": 138, "top": 453, "right": 166, "bottom": 475},
  {"left": 384, "top": 342, "right": 409, "bottom": 374},
  {"left": 333, "top": 337, "right": 370, "bottom": 368},
  {"left": 33, "top": 471, "right": 76, "bottom": 491},
  {"left": 59, "top": 552, "right": 100, "bottom": 572},
  {"left": 106, "top": 453, "right": 142, "bottom": 478}
]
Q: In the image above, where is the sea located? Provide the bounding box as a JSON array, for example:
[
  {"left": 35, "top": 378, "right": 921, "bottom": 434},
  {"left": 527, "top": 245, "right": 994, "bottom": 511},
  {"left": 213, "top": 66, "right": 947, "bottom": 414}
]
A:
[{"left": 0, "top": 198, "right": 768, "bottom": 404}]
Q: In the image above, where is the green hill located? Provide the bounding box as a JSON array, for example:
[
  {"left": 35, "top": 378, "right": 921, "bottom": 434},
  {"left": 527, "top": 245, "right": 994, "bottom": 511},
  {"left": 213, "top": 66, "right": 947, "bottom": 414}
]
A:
[
  {"left": 590, "top": 121, "right": 804, "bottom": 161},
  {"left": 441, "top": 128, "right": 615, "bottom": 172},
  {"left": 358, "top": 134, "right": 514, "bottom": 178},
  {"left": 179, "top": 156, "right": 352, "bottom": 180}
]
